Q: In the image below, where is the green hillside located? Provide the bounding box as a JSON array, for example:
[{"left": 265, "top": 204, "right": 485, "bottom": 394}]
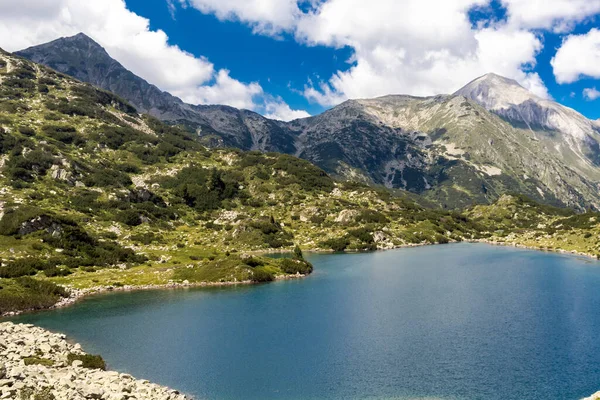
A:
[{"left": 1, "top": 50, "right": 599, "bottom": 315}]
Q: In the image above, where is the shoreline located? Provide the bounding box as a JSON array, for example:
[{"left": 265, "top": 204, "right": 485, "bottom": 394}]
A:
[
  {"left": 0, "top": 321, "right": 193, "bottom": 399},
  {"left": 1, "top": 273, "right": 307, "bottom": 318},
  {"left": 2, "top": 240, "right": 598, "bottom": 319}
]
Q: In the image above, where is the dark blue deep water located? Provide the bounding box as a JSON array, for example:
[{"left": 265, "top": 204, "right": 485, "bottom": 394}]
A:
[{"left": 9, "top": 243, "right": 600, "bottom": 400}]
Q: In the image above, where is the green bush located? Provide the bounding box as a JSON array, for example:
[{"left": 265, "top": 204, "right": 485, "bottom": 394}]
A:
[
  {"left": 67, "top": 353, "right": 106, "bottom": 370},
  {"left": 272, "top": 154, "right": 334, "bottom": 192},
  {"left": 356, "top": 209, "right": 389, "bottom": 224},
  {"left": 18, "top": 126, "right": 36, "bottom": 137},
  {"left": 321, "top": 237, "right": 350, "bottom": 252},
  {"left": 0, "top": 277, "right": 69, "bottom": 314},
  {"left": 242, "top": 257, "right": 263, "bottom": 267},
  {"left": 6, "top": 149, "right": 55, "bottom": 182},
  {"left": 251, "top": 268, "right": 275, "bottom": 282},
  {"left": 115, "top": 210, "right": 142, "bottom": 226},
  {"left": 347, "top": 227, "right": 374, "bottom": 243},
  {"left": 23, "top": 357, "right": 54, "bottom": 367},
  {"left": 41, "top": 124, "right": 81, "bottom": 145},
  {"left": 83, "top": 166, "right": 132, "bottom": 188},
  {"left": 279, "top": 258, "right": 313, "bottom": 274}
]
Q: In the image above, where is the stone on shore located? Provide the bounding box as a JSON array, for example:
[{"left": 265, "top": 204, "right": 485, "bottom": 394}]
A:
[{"left": 0, "top": 322, "right": 190, "bottom": 400}]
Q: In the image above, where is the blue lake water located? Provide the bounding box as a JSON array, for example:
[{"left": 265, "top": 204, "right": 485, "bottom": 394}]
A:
[{"left": 9, "top": 243, "right": 600, "bottom": 400}]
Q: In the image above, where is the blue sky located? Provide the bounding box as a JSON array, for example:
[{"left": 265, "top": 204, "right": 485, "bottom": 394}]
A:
[
  {"left": 125, "top": 0, "right": 352, "bottom": 116},
  {"left": 1, "top": 0, "right": 600, "bottom": 121},
  {"left": 122, "top": 0, "right": 600, "bottom": 119}
]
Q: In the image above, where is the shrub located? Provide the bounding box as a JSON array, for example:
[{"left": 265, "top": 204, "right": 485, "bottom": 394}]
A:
[
  {"left": 242, "top": 257, "right": 263, "bottom": 267},
  {"left": 83, "top": 167, "right": 132, "bottom": 188},
  {"left": 67, "top": 353, "right": 106, "bottom": 370},
  {"left": 321, "top": 237, "right": 350, "bottom": 252},
  {"left": 41, "top": 124, "right": 81, "bottom": 144},
  {"left": 18, "top": 126, "right": 36, "bottom": 137},
  {"left": 91, "top": 125, "right": 156, "bottom": 150},
  {"left": 115, "top": 210, "right": 141, "bottom": 226},
  {"left": 43, "top": 267, "right": 72, "bottom": 277},
  {"left": 23, "top": 357, "right": 54, "bottom": 367},
  {"left": 347, "top": 227, "right": 374, "bottom": 243},
  {"left": 0, "top": 277, "right": 69, "bottom": 314},
  {"left": 71, "top": 84, "right": 136, "bottom": 115},
  {"left": 251, "top": 268, "right": 275, "bottom": 282},
  {"left": 6, "top": 149, "right": 55, "bottom": 182},
  {"left": 39, "top": 77, "right": 57, "bottom": 86},
  {"left": 279, "top": 258, "right": 313, "bottom": 275},
  {"left": 272, "top": 154, "right": 334, "bottom": 192},
  {"left": 293, "top": 245, "right": 304, "bottom": 260},
  {"left": 356, "top": 209, "right": 389, "bottom": 224},
  {"left": 0, "top": 258, "right": 49, "bottom": 278}
]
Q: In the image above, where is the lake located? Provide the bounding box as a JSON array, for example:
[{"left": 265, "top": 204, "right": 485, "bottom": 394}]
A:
[{"left": 9, "top": 243, "right": 600, "bottom": 400}]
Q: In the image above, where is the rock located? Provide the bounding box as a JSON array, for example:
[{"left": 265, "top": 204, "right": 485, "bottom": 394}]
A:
[
  {"left": 335, "top": 209, "right": 359, "bottom": 223},
  {"left": 0, "top": 322, "right": 191, "bottom": 400},
  {"left": 373, "top": 231, "right": 388, "bottom": 243}
]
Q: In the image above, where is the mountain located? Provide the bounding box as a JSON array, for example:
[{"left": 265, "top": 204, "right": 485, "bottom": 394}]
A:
[
  {"left": 15, "top": 33, "right": 296, "bottom": 153},
  {"left": 456, "top": 73, "right": 600, "bottom": 166},
  {"left": 16, "top": 34, "right": 600, "bottom": 210},
  {"left": 0, "top": 48, "right": 506, "bottom": 314},
  {"left": 3, "top": 44, "right": 600, "bottom": 317}
]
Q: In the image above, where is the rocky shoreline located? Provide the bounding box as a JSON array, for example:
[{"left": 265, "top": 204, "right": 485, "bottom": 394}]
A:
[
  {"left": 0, "top": 322, "right": 190, "bottom": 399},
  {"left": 1, "top": 273, "right": 308, "bottom": 318}
]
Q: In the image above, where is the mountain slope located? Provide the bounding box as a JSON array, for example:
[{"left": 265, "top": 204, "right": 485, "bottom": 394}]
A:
[
  {"left": 0, "top": 48, "right": 496, "bottom": 314},
  {"left": 3, "top": 49, "right": 600, "bottom": 315},
  {"left": 16, "top": 34, "right": 600, "bottom": 210},
  {"left": 15, "top": 33, "right": 296, "bottom": 153},
  {"left": 456, "top": 73, "right": 600, "bottom": 168}
]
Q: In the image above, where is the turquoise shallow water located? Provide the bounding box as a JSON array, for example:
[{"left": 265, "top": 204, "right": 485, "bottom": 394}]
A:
[{"left": 9, "top": 243, "right": 600, "bottom": 400}]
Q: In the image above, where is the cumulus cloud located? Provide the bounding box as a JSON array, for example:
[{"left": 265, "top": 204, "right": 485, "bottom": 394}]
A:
[
  {"left": 0, "top": 0, "right": 307, "bottom": 116},
  {"left": 185, "top": 0, "right": 554, "bottom": 105},
  {"left": 552, "top": 28, "right": 600, "bottom": 84},
  {"left": 296, "top": 0, "right": 549, "bottom": 104},
  {"left": 175, "top": 69, "right": 263, "bottom": 109},
  {"left": 583, "top": 87, "right": 600, "bottom": 101},
  {"left": 263, "top": 98, "right": 311, "bottom": 121},
  {"left": 501, "top": 0, "right": 600, "bottom": 32},
  {"left": 180, "top": 0, "right": 301, "bottom": 35}
]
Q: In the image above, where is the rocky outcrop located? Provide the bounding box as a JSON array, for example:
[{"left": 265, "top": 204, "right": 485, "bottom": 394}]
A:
[{"left": 0, "top": 322, "right": 190, "bottom": 400}]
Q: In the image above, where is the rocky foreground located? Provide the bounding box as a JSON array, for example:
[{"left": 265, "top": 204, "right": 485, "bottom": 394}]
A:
[{"left": 0, "top": 322, "right": 190, "bottom": 400}]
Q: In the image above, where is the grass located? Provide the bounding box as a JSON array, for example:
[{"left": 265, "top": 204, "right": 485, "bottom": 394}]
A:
[{"left": 23, "top": 356, "right": 54, "bottom": 367}]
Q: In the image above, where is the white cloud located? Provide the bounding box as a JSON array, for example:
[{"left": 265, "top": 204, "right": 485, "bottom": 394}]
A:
[
  {"left": 501, "top": 0, "right": 600, "bottom": 32},
  {"left": 181, "top": 0, "right": 301, "bottom": 35},
  {"left": 0, "top": 0, "right": 307, "bottom": 116},
  {"left": 297, "top": 1, "right": 549, "bottom": 104},
  {"left": 184, "top": 0, "right": 552, "bottom": 105},
  {"left": 552, "top": 28, "right": 600, "bottom": 84},
  {"left": 583, "top": 87, "right": 600, "bottom": 101},
  {"left": 263, "top": 98, "right": 311, "bottom": 121},
  {"left": 175, "top": 69, "right": 263, "bottom": 109}
]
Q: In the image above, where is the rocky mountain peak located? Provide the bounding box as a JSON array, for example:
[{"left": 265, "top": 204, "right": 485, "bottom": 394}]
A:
[{"left": 454, "top": 72, "right": 539, "bottom": 111}]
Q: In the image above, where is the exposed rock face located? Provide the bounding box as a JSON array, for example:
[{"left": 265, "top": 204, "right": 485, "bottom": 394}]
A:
[
  {"left": 0, "top": 322, "right": 190, "bottom": 400},
  {"left": 16, "top": 34, "right": 600, "bottom": 210}
]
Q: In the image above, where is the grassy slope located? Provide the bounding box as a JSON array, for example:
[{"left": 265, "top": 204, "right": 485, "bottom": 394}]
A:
[{"left": 1, "top": 50, "right": 599, "bottom": 314}]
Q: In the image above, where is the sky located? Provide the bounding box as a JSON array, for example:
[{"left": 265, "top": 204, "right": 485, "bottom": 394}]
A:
[{"left": 0, "top": 0, "right": 600, "bottom": 120}]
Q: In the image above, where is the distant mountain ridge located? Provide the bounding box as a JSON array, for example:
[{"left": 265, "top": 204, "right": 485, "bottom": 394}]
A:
[{"left": 16, "top": 33, "right": 600, "bottom": 210}]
